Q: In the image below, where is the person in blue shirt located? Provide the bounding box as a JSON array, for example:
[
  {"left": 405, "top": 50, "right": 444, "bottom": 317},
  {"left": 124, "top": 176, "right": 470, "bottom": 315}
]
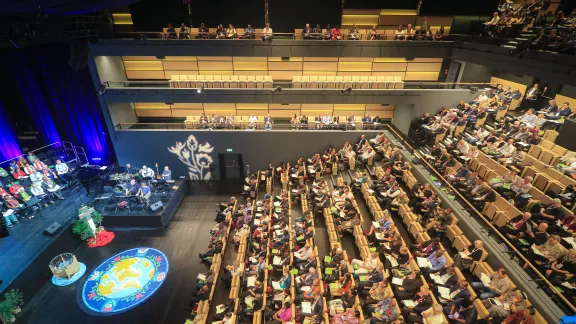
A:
[
  {"left": 279, "top": 268, "right": 291, "bottom": 289},
  {"left": 426, "top": 249, "right": 447, "bottom": 274},
  {"left": 243, "top": 24, "right": 255, "bottom": 39},
  {"left": 137, "top": 181, "right": 151, "bottom": 203},
  {"left": 558, "top": 102, "right": 572, "bottom": 117},
  {"left": 162, "top": 166, "right": 172, "bottom": 180}
]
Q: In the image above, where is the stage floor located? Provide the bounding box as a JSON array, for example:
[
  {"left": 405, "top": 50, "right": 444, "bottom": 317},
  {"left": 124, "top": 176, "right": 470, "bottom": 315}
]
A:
[
  {"left": 18, "top": 194, "right": 229, "bottom": 324},
  {"left": 0, "top": 188, "right": 89, "bottom": 293}
]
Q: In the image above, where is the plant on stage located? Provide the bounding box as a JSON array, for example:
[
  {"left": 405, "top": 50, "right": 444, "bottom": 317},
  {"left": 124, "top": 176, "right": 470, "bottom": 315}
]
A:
[
  {"left": 168, "top": 134, "right": 214, "bottom": 180},
  {"left": 4, "top": 289, "right": 23, "bottom": 314},
  {"left": 72, "top": 212, "right": 104, "bottom": 241}
]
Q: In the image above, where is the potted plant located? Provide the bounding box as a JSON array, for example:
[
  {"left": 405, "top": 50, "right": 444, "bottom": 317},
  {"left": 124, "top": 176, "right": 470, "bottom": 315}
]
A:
[
  {"left": 72, "top": 212, "right": 104, "bottom": 241},
  {"left": 0, "top": 300, "right": 15, "bottom": 323},
  {"left": 5, "top": 289, "right": 23, "bottom": 314}
]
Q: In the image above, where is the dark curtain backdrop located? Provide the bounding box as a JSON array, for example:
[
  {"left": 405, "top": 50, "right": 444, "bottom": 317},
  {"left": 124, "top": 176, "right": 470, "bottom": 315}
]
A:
[
  {"left": 0, "top": 44, "right": 110, "bottom": 162},
  {"left": 130, "top": 0, "right": 265, "bottom": 31},
  {"left": 0, "top": 101, "right": 22, "bottom": 161},
  {"left": 269, "top": 0, "right": 341, "bottom": 32}
]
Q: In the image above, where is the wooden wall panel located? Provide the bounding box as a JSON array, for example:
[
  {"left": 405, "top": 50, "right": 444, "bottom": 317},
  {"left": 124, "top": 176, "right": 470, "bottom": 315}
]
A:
[
  {"left": 197, "top": 61, "right": 234, "bottom": 71},
  {"left": 134, "top": 103, "right": 170, "bottom": 109},
  {"left": 268, "top": 61, "right": 303, "bottom": 71},
  {"left": 269, "top": 104, "right": 302, "bottom": 110},
  {"left": 198, "top": 70, "right": 234, "bottom": 75},
  {"left": 236, "top": 109, "right": 267, "bottom": 116},
  {"left": 371, "top": 72, "right": 406, "bottom": 79},
  {"left": 366, "top": 111, "right": 394, "bottom": 119},
  {"left": 406, "top": 62, "right": 442, "bottom": 72},
  {"left": 269, "top": 57, "right": 303, "bottom": 61},
  {"left": 405, "top": 72, "right": 439, "bottom": 81},
  {"left": 162, "top": 61, "right": 198, "bottom": 70},
  {"left": 197, "top": 56, "right": 232, "bottom": 61},
  {"left": 233, "top": 61, "right": 268, "bottom": 71},
  {"left": 303, "top": 57, "right": 339, "bottom": 62},
  {"left": 136, "top": 109, "right": 172, "bottom": 117},
  {"left": 269, "top": 110, "right": 300, "bottom": 117},
  {"left": 338, "top": 62, "right": 372, "bottom": 72},
  {"left": 203, "top": 103, "right": 235, "bottom": 110},
  {"left": 372, "top": 62, "right": 407, "bottom": 72},
  {"left": 302, "top": 71, "right": 337, "bottom": 76},
  {"left": 122, "top": 56, "right": 158, "bottom": 61},
  {"left": 339, "top": 57, "right": 374, "bottom": 62},
  {"left": 337, "top": 71, "right": 372, "bottom": 76},
  {"left": 124, "top": 61, "right": 163, "bottom": 70},
  {"left": 236, "top": 103, "right": 269, "bottom": 110},
  {"left": 412, "top": 58, "right": 443, "bottom": 63},
  {"left": 233, "top": 57, "right": 267, "bottom": 62},
  {"left": 171, "top": 103, "right": 203, "bottom": 109},
  {"left": 171, "top": 109, "right": 204, "bottom": 117},
  {"left": 303, "top": 62, "right": 338, "bottom": 71},
  {"left": 333, "top": 104, "right": 365, "bottom": 111},
  {"left": 163, "top": 56, "right": 197, "bottom": 61},
  {"left": 342, "top": 14, "right": 379, "bottom": 26},
  {"left": 233, "top": 70, "right": 269, "bottom": 76},
  {"left": 269, "top": 70, "right": 302, "bottom": 80},
  {"left": 125, "top": 71, "right": 166, "bottom": 79}
]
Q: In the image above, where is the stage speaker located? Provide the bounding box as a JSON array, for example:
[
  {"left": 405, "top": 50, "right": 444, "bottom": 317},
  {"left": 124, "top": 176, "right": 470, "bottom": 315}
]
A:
[
  {"left": 43, "top": 222, "right": 62, "bottom": 236},
  {"left": 150, "top": 201, "right": 164, "bottom": 212}
]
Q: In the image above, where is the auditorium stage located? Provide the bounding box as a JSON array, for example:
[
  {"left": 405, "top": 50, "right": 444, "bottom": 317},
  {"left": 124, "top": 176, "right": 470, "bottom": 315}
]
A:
[
  {"left": 0, "top": 187, "right": 88, "bottom": 294},
  {"left": 17, "top": 193, "right": 230, "bottom": 324},
  {"left": 98, "top": 180, "right": 187, "bottom": 229}
]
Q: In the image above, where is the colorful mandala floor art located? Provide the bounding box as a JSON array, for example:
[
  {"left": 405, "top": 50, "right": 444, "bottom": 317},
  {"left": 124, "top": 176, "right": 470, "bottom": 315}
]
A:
[{"left": 82, "top": 247, "right": 168, "bottom": 314}]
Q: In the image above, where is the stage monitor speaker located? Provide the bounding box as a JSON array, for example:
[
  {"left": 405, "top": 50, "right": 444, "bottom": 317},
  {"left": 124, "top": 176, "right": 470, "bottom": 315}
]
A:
[
  {"left": 43, "top": 222, "right": 62, "bottom": 236},
  {"left": 555, "top": 119, "right": 576, "bottom": 151},
  {"left": 150, "top": 201, "right": 164, "bottom": 212}
]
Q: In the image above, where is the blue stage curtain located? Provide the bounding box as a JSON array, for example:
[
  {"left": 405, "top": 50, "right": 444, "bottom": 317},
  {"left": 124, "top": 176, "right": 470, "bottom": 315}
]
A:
[
  {"left": 0, "top": 101, "right": 22, "bottom": 161},
  {"left": 11, "top": 55, "right": 62, "bottom": 145},
  {"left": 25, "top": 45, "right": 110, "bottom": 161}
]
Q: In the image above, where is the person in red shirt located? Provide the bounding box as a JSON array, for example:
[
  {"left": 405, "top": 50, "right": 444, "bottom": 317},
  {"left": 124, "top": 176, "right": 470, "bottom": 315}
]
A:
[
  {"left": 8, "top": 183, "right": 23, "bottom": 196},
  {"left": 331, "top": 25, "right": 341, "bottom": 40},
  {"left": 0, "top": 187, "right": 9, "bottom": 198},
  {"left": 12, "top": 168, "right": 27, "bottom": 180}
]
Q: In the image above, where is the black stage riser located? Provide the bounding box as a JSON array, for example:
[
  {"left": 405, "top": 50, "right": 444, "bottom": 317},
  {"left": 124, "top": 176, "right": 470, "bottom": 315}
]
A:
[{"left": 101, "top": 180, "right": 187, "bottom": 229}]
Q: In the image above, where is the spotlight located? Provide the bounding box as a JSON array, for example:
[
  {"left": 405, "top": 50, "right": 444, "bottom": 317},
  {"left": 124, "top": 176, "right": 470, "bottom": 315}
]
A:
[
  {"left": 197, "top": 86, "right": 204, "bottom": 94},
  {"left": 271, "top": 86, "right": 282, "bottom": 93},
  {"left": 341, "top": 87, "right": 352, "bottom": 94}
]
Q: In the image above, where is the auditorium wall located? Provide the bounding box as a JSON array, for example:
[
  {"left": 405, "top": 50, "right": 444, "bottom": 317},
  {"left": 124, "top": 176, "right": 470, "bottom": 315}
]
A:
[{"left": 112, "top": 130, "right": 380, "bottom": 180}]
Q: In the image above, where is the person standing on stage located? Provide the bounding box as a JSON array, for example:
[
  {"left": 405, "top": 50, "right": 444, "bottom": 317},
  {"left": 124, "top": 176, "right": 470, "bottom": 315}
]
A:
[
  {"left": 55, "top": 160, "right": 72, "bottom": 183},
  {"left": 162, "top": 166, "right": 172, "bottom": 180}
]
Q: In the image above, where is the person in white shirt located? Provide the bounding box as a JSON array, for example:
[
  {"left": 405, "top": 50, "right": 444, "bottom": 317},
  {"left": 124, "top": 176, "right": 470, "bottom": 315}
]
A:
[
  {"left": 394, "top": 25, "right": 406, "bottom": 40},
  {"left": 55, "top": 160, "right": 72, "bottom": 183},
  {"left": 248, "top": 115, "right": 258, "bottom": 130},
  {"left": 30, "top": 171, "right": 44, "bottom": 184},
  {"left": 351, "top": 252, "right": 378, "bottom": 274},
  {"left": 225, "top": 24, "right": 237, "bottom": 39},
  {"left": 518, "top": 108, "right": 538, "bottom": 125},
  {"left": 476, "top": 91, "right": 488, "bottom": 102},
  {"left": 261, "top": 23, "right": 273, "bottom": 41},
  {"left": 497, "top": 139, "right": 517, "bottom": 159},
  {"left": 456, "top": 139, "right": 470, "bottom": 156},
  {"left": 140, "top": 165, "right": 154, "bottom": 179},
  {"left": 359, "top": 147, "right": 376, "bottom": 165},
  {"left": 30, "top": 182, "right": 53, "bottom": 206}
]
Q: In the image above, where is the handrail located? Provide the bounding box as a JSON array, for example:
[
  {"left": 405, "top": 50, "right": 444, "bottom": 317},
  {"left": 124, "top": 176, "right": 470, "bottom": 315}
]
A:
[
  {"left": 0, "top": 142, "right": 64, "bottom": 166},
  {"left": 382, "top": 124, "right": 576, "bottom": 314}
]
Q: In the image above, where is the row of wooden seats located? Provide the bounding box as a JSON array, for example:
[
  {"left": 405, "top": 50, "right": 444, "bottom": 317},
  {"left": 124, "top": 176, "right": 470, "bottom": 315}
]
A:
[
  {"left": 170, "top": 75, "right": 273, "bottom": 88},
  {"left": 195, "top": 199, "right": 238, "bottom": 324},
  {"left": 293, "top": 75, "right": 404, "bottom": 89}
]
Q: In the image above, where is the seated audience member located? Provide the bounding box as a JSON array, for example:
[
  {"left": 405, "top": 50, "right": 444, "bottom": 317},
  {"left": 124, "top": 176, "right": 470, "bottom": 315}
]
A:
[
  {"left": 394, "top": 25, "right": 405, "bottom": 40},
  {"left": 525, "top": 234, "right": 565, "bottom": 266},
  {"left": 312, "top": 24, "right": 322, "bottom": 39},
  {"left": 221, "top": 261, "right": 244, "bottom": 288},
  {"left": 367, "top": 25, "right": 379, "bottom": 40},
  {"left": 242, "top": 24, "right": 255, "bottom": 39},
  {"left": 405, "top": 24, "right": 415, "bottom": 40},
  {"left": 452, "top": 240, "right": 484, "bottom": 270},
  {"left": 443, "top": 298, "right": 477, "bottom": 324},
  {"left": 196, "top": 23, "right": 209, "bottom": 39},
  {"left": 351, "top": 252, "right": 378, "bottom": 274},
  {"left": 368, "top": 298, "right": 398, "bottom": 324},
  {"left": 433, "top": 26, "right": 444, "bottom": 40},
  {"left": 216, "top": 24, "right": 225, "bottom": 39},
  {"left": 393, "top": 271, "right": 422, "bottom": 300},
  {"left": 419, "top": 304, "right": 444, "bottom": 324},
  {"left": 400, "top": 286, "right": 433, "bottom": 318},
  {"left": 545, "top": 249, "right": 576, "bottom": 279},
  {"left": 270, "top": 302, "right": 292, "bottom": 324},
  {"left": 166, "top": 23, "right": 177, "bottom": 39},
  {"left": 498, "top": 212, "right": 533, "bottom": 237},
  {"left": 331, "top": 25, "right": 342, "bottom": 40},
  {"left": 226, "top": 24, "right": 237, "bottom": 39},
  {"left": 302, "top": 24, "right": 313, "bottom": 39},
  {"left": 261, "top": 23, "right": 273, "bottom": 41},
  {"left": 179, "top": 23, "right": 190, "bottom": 39},
  {"left": 471, "top": 268, "right": 511, "bottom": 299},
  {"left": 55, "top": 160, "right": 72, "bottom": 183},
  {"left": 482, "top": 290, "right": 527, "bottom": 319},
  {"left": 348, "top": 24, "right": 360, "bottom": 40}
]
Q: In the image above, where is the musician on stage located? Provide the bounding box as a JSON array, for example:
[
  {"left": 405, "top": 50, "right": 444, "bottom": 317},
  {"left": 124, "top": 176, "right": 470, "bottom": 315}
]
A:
[
  {"left": 162, "top": 166, "right": 172, "bottom": 180},
  {"left": 55, "top": 160, "right": 72, "bottom": 183},
  {"left": 137, "top": 182, "right": 152, "bottom": 204},
  {"left": 125, "top": 179, "right": 140, "bottom": 196},
  {"left": 140, "top": 165, "right": 155, "bottom": 179}
]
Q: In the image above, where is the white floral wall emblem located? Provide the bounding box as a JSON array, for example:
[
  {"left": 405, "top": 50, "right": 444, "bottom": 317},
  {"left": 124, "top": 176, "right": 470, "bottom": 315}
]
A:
[{"left": 168, "top": 135, "right": 214, "bottom": 180}]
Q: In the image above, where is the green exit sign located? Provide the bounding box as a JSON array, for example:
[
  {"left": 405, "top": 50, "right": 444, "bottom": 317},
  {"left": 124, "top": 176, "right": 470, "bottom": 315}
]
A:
[{"left": 226, "top": 148, "right": 233, "bottom": 152}]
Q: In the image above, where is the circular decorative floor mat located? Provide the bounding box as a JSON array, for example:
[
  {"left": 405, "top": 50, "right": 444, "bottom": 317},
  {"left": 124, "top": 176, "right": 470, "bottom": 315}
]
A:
[{"left": 82, "top": 247, "right": 168, "bottom": 314}]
